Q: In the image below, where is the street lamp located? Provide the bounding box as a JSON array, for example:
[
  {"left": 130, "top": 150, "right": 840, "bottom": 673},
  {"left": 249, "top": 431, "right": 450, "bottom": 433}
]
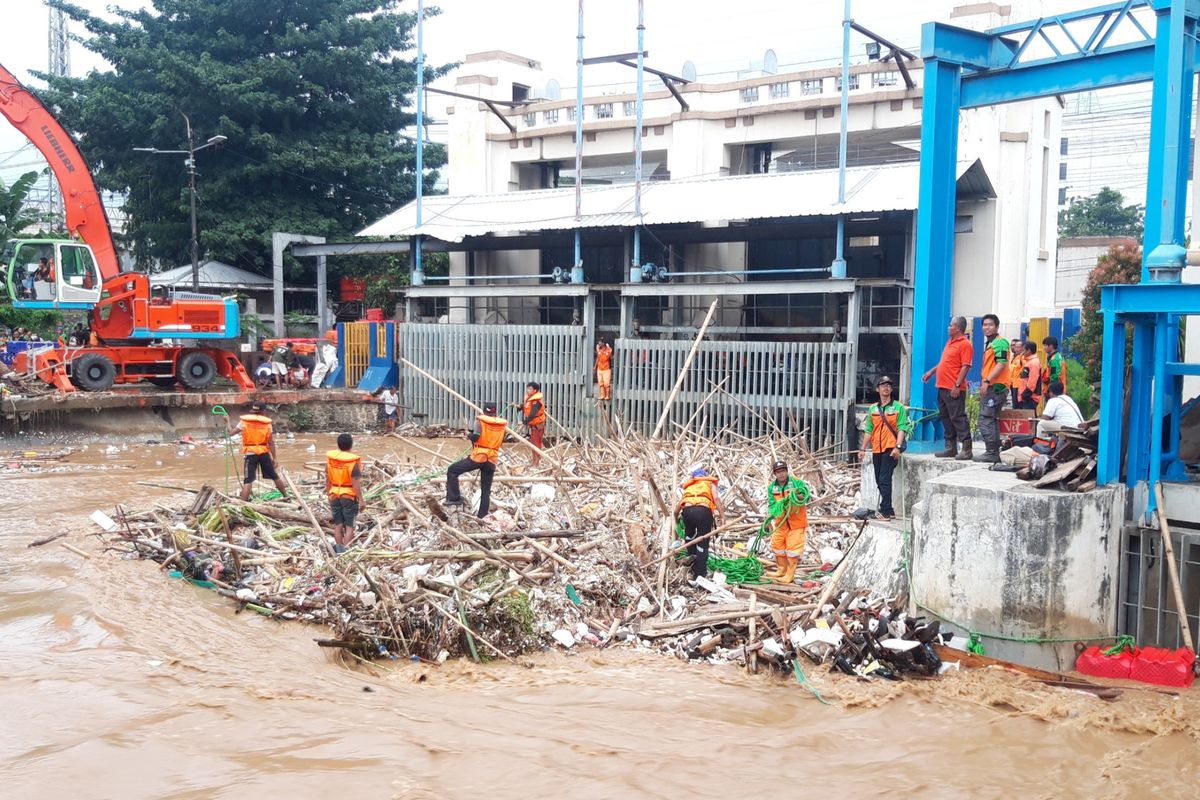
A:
[{"left": 134, "top": 112, "right": 227, "bottom": 291}]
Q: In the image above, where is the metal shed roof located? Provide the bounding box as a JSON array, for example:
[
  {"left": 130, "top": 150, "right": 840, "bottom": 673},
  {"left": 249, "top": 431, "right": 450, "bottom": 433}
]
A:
[{"left": 359, "top": 160, "right": 993, "bottom": 243}]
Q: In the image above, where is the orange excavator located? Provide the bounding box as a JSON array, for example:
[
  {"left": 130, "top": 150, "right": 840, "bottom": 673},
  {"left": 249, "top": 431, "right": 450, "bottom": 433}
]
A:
[{"left": 0, "top": 63, "right": 253, "bottom": 391}]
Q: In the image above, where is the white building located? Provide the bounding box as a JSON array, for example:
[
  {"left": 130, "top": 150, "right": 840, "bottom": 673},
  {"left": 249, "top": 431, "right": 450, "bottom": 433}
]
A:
[{"left": 362, "top": 3, "right": 1061, "bottom": 423}]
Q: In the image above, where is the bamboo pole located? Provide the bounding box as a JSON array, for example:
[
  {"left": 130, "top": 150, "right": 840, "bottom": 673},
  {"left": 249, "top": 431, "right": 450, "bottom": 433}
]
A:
[
  {"left": 652, "top": 299, "right": 718, "bottom": 439},
  {"left": 1153, "top": 483, "right": 1196, "bottom": 654}
]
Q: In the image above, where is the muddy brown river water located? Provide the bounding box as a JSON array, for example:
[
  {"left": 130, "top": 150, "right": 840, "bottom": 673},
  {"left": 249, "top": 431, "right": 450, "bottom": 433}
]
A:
[{"left": 1, "top": 433, "right": 1197, "bottom": 799}]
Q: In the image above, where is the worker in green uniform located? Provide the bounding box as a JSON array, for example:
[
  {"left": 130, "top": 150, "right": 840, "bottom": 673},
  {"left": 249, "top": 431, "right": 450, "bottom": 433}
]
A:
[{"left": 975, "top": 313, "right": 1009, "bottom": 463}]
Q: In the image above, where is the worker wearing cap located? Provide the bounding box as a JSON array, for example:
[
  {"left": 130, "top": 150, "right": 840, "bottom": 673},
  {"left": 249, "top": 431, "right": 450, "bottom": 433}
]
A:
[
  {"left": 858, "top": 376, "right": 909, "bottom": 520},
  {"left": 445, "top": 402, "right": 508, "bottom": 517},
  {"left": 226, "top": 402, "right": 289, "bottom": 501},
  {"left": 764, "top": 461, "right": 811, "bottom": 584},
  {"left": 521, "top": 382, "right": 547, "bottom": 467},
  {"left": 673, "top": 467, "right": 724, "bottom": 579}
]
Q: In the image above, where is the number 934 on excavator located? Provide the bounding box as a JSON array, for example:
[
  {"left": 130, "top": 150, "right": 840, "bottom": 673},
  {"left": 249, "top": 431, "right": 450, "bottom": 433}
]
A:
[{"left": 0, "top": 63, "right": 253, "bottom": 392}]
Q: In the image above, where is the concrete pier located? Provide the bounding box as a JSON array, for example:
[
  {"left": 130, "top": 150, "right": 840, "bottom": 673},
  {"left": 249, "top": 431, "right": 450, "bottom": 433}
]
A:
[{"left": 910, "top": 464, "right": 1123, "bottom": 671}]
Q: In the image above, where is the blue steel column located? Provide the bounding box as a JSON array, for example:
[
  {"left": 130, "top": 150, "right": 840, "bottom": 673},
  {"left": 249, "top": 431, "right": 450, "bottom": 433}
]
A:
[
  {"left": 574, "top": 0, "right": 585, "bottom": 273},
  {"left": 412, "top": 0, "right": 425, "bottom": 285},
  {"left": 1142, "top": 0, "right": 1195, "bottom": 283},
  {"left": 631, "top": 0, "right": 644, "bottom": 277},
  {"left": 831, "top": 0, "right": 851, "bottom": 280},
  {"left": 908, "top": 52, "right": 962, "bottom": 440},
  {"left": 1096, "top": 288, "right": 1125, "bottom": 485}
]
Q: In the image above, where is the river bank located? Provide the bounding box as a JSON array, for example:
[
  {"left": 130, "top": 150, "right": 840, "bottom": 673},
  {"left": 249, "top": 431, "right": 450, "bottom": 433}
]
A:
[{"left": 1, "top": 436, "right": 1197, "bottom": 799}]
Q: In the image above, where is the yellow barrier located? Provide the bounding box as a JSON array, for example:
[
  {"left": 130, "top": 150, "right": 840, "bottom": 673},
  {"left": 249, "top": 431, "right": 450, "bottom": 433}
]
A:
[{"left": 343, "top": 322, "right": 371, "bottom": 388}]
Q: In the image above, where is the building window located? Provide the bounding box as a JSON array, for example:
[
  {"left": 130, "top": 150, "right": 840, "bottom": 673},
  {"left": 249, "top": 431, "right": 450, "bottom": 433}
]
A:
[
  {"left": 594, "top": 102, "right": 614, "bottom": 119},
  {"left": 544, "top": 108, "right": 559, "bottom": 124},
  {"left": 512, "top": 83, "right": 530, "bottom": 102},
  {"left": 800, "top": 79, "right": 823, "bottom": 96},
  {"left": 1059, "top": 162, "right": 1067, "bottom": 181},
  {"left": 622, "top": 101, "right": 636, "bottom": 116},
  {"left": 740, "top": 86, "right": 759, "bottom": 103},
  {"left": 849, "top": 235, "right": 880, "bottom": 247},
  {"left": 1060, "top": 137, "right": 1069, "bottom": 156},
  {"left": 522, "top": 113, "right": 537, "bottom": 128},
  {"left": 835, "top": 74, "right": 860, "bottom": 91},
  {"left": 871, "top": 71, "right": 899, "bottom": 88},
  {"left": 769, "top": 82, "right": 790, "bottom": 99},
  {"left": 1058, "top": 187, "right": 1068, "bottom": 205},
  {"left": 567, "top": 106, "right": 577, "bottom": 121}
]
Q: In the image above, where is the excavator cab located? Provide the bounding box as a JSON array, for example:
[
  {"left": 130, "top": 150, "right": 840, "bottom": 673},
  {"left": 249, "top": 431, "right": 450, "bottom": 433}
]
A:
[{"left": 3, "top": 238, "right": 103, "bottom": 310}]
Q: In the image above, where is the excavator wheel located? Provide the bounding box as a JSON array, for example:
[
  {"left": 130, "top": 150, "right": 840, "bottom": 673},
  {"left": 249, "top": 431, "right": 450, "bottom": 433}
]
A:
[
  {"left": 177, "top": 350, "right": 217, "bottom": 390},
  {"left": 71, "top": 352, "right": 117, "bottom": 392}
]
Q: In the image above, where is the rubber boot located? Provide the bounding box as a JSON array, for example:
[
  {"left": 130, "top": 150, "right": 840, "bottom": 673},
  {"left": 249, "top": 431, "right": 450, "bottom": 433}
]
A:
[
  {"left": 773, "top": 557, "right": 798, "bottom": 585},
  {"left": 954, "top": 440, "right": 973, "bottom": 461},
  {"left": 935, "top": 441, "right": 957, "bottom": 458},
  {"left": 973, "top": 448, "right": 1000, "bottom": 464},
  {"left": 766, "top": 554, "right": 787, "bottom": 579}
]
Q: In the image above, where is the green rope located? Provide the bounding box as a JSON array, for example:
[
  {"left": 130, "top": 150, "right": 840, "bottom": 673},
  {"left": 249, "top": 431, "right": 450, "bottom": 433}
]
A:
[
  {"left": 707, "top": 556, "right": 770, "bottom": 585},
  {"left": 766, "top": 476, "right": 811, "bottom": 521},
  {"left": 1102, "top": 634, "right": 1137, "bottom": 656},
  {"left": 792, "top": 657, "right": 831, "bottom": 704}
]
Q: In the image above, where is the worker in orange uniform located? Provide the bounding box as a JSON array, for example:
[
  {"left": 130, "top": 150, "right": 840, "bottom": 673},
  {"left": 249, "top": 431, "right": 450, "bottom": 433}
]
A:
[
  {"left": 858, "top": 376, "right": 908, "bottom": 520},
  {"left": 1017, "top": 339, "right": 1042, "bottom": 410},
  {"left": 764, "top": 461, "right": 811, "bottom": 584},
  {"left": 594, "top": 338, "right": 613, "bottom": 401},
  {"left": 1041, "top": 336, "right": 1068, "bottom": 398},
  {"left": 445, "top": 402, "right": 508, "bottom": 518},
  {"left": 325, "top": 432, "right": 363, "bottom": 553},
  {"left": 673, "top": 467, "right": 724, "bottom": 579},
  {"left": 1008, "top": 339, "right": 1026, "bottom": 410},
  {"left": 921, "top": 316, "right": 974, "bottom": 460},
  {"left": 226, "top": 402, "right": 289, "bottom": 502},
  {"left": 521, "top": 382, "right": 547, "bottom": 467},
  {"left": 975, "top": 313, "right": 1010, "bottom": 463}
]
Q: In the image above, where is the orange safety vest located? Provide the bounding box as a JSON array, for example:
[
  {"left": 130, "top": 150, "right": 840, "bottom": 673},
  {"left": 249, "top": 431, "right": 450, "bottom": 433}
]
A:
[
  {"left": 769, "top": 479, "right": 808, "bottom": 530},
  {"left": 1009, "top": 353, "right": 1026, "bottom": 390},
  {"left": 680, "top": 475, "right": 719, "bottom": 511},
  {"left": 240, "top": 414, "right": 273, "bottom": 455},
  {"left": 866, "top": 402, "right": 905, "bottom": 453},
  {"left": 1021, "top": 354, "right": 1042, "bottom": 401},
  {"left": 326, "top": 450, "right": 361, "bottom": 498},
  {"left": 595, "top": 346, "right": 612, "bottom": 371},
  {"left": 523, "top": 391, "right": 547, "bottom": 427},
  {"left": 470, "top": 414, "right": 508, "bottom": 463}
]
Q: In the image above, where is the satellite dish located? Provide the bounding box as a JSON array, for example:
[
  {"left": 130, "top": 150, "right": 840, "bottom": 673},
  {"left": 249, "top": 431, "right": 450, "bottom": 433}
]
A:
[
  {"left": 545, "top": 78, "right": 561, "bottom": 100},
  {"left": 681, "top": 60, "right": 697, "bottom": 82},
  {"left": 763, "top": 49, "right": 778, "bottom": 75}
]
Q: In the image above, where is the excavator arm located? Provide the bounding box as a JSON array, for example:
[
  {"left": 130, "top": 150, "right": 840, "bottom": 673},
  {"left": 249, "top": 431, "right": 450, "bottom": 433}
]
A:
[{"left": 0, "top": 63, "right": 119, "bottom": 279}]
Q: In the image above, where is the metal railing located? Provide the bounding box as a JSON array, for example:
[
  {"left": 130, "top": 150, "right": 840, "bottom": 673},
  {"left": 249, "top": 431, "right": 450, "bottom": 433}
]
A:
[{"left": 1118, "top": 525, "right": 1200, "bottom": 649}]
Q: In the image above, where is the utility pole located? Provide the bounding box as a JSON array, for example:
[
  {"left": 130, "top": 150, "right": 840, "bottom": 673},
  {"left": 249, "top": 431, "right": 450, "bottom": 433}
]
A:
[{"left": 47, "top": 1, "right": 70, "bottom": 228}]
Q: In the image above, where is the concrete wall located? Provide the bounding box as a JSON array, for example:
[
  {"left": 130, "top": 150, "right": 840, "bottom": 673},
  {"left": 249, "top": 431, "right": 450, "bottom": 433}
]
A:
[{"left": 910, "top": 465, "right": 1124, "bottom": 671}]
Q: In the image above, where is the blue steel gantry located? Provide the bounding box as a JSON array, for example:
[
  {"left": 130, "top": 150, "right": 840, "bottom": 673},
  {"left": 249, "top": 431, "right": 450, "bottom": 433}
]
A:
[{"left": 909, "top": 0, "right": 1200, "bottom": 509}]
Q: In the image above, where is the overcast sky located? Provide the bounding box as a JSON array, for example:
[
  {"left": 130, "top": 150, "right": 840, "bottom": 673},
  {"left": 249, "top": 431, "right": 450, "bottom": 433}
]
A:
[{"left": 0, "top": 0, "right": 1099, "bottom": 173}]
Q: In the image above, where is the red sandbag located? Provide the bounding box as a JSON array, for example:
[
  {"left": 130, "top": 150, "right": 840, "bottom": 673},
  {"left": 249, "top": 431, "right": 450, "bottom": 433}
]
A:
[
  {"left": 1075, "top": 645, "right": 1135, "bottom": 680},
  {"left": 1129, "top": 647, "right": 1195, "bottom": 687}
]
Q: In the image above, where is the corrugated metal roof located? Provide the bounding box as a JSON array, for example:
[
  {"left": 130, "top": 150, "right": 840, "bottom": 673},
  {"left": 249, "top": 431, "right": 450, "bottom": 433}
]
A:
[
  {"left": 151, "top": 261, "right": 272, "bottom": 287},
  {"left": 359, "top": 160, "right": 992, "bottom": 243}
]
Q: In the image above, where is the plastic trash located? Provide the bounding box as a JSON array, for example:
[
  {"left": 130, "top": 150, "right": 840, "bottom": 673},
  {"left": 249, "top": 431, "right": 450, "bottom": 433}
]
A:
[
  {"left": 819, "top": 547, "right": 844, "bottom": 565},
  {"left": 235, "top": 588, "right": 258, "bottom": 602},
  {"left": 529, "top": 483, "right": 556, "bottom": 502},
  {"left": 880, "top": 638, "right": 921, "bottom": 652},
  {"left": 551, "top": 629, "right": 576, "bottom": 648},
  {"left": 359, "top": 591, "right": 377, "bottom": 608},
  {"left": 90, "top": 510, "right": 118, "bottom": 532},
  {"left": 938, "top": 661, "right": 961, "bottom": 675}
]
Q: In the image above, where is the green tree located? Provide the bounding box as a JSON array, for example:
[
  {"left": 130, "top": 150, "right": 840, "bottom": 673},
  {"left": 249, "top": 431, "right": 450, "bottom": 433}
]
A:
[
  {"left": 38, "top": 0, "right": 445, "bottom": 274},
  {"left": 1069, "top": 239, "right": 1141, "bottom": 388},
  {"left": 0, "top": 171, "right": 55, "bottom": 241},
  {"left": 1058, "top": 187, "right": 1144, "bottom": 239}
]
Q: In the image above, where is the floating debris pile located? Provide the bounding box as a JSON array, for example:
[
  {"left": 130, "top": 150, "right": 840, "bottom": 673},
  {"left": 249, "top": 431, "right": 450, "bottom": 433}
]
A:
[{"left": 93, "top": 424, "right": 943, "bottom": 680}]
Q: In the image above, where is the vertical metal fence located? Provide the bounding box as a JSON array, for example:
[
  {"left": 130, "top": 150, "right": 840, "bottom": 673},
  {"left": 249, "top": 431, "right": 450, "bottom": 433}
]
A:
[
  {"left": 399, "top": 323, "right": 601, "bottom": 435},
  {"left": 1118, "top": 525, "right": 1200, "bottom": 649},
  {"left": 612, "top": 338, "right": 853, "bottom": 449},
  {"left": 342, "top": 322, "right": 371, "bottom": 388},
  {"left": 397, "top": 323, "right": 854, "bottom": 447}
]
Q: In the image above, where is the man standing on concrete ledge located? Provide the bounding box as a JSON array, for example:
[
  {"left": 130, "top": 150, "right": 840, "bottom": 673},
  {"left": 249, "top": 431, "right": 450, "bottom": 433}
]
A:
[
  {"left": 859, "top": 376, "right": 909, "bottom": 520},
  {"left": 922, "top": 316, "right": 973, "bottom": 460},
  {"left": 445, "top": 402, "right": 508, "bottom": 518},
  {"left": 975, "top": 313, "right": 1010, "bottom": 463}
]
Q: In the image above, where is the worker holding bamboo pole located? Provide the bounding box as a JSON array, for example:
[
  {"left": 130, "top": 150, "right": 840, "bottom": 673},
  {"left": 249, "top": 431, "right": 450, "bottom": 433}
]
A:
[
  {"left": 764, "top": 461, "right": 811, "bottom": 584},
  {"left": 445, "top": 402, "right": 508, "bottom": 517}
]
